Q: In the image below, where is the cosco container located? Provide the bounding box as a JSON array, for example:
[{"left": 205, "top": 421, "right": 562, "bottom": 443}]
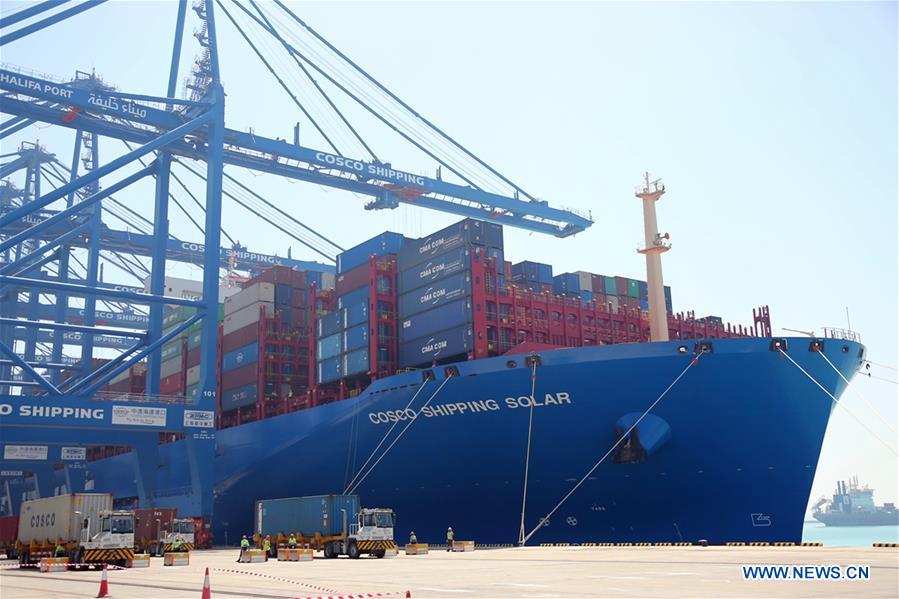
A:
[
  {"left": 317, "top": 333, "right": 342, "bottom": 361},
  {"left": 399, "top": 298, "right": 472, "bottom": 344},
  {"left": 223, "top": 341, "right": 259, "bottom": 373},
  {"left": 223, "top": 303, "right": 272, "bottom": 335},
  {"left": 398, "top": 271, "right": 471, "bottom": 318},
  {"left": 337, "top": 232, "right": 404, "bottom": 274},
  {"left": 398, "top": 219, "right": 502, "bottom": 269},
  {"left": 343, "top": 348, "right": 370, "bottom": 377},
  {"left": 225, "top": 282, "right": 275, "bottom": 315},
  {"left": 17, "top": 493, "right": 113, "bottom": 545},
  {"left": 398, "top": 247, "right": 471, "bottom": 294},
  {"left": 398, "top": 325, "right": 473, "bottom": 368},
  {"left": 255, "top": 494, "right": 360, "bottom": 538},
  {"left": 221, "top": 383, "right": 258, "bottom": 411},
  {"left": 342, "top": 324, "right": 369, "bottom": 352},
  {"left": 317, "top": 357, "right": 342, "bottom": 384}
]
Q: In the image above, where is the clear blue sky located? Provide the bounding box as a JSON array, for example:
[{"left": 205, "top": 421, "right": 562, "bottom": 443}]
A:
[{"left": 1, "top": 1, "right": 896, "bottom": 507}]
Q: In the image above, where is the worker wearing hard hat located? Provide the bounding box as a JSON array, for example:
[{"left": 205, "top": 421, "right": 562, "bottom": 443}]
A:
[
  {"left": 237, "top": 535, "right": 249, "bottom": 562},
  {"left": 446, "top": 527, "right": 454, "bottom": 552},
  {"left": 409, "top": 531, "right": 418, "bottom": 545}
]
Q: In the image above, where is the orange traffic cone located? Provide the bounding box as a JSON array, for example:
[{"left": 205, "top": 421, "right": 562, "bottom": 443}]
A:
[
  {"left": 201, "top": 566, "right": 212, "bottom": 599},
  {"left": 405, "top": 592, "right": 411, "bottom": 598},
  {"left": 96, "top": 564, "right": 109, "bottom": 598}
]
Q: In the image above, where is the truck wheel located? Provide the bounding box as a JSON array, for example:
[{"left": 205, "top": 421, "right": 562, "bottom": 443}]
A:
[
  {"left": 347, "top": 541, "right": 360, "bottom": 559},
  {"left": 373, "top": 549, "right": 385, "bottom": 558},
  {"left": 323, "top": 543, "right": 336, "bottom": 559}
]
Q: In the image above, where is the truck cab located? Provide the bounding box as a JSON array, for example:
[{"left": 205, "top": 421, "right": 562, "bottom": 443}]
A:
[
  {"left": 161, "top": 518, "right": 196, "bottom": 552},
  {"left": 76, "top": 510, "right": 135, "bottom": 565},
  {"left": 355, "top": 508, "right": 395, "bottom": 542}
]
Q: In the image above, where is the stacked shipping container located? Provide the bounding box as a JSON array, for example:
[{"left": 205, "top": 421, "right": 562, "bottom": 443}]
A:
[{"left": 552, "top": 272, "right": 673, "bottom": 314}]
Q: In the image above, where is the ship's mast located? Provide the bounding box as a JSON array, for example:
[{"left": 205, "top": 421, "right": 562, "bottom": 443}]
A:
[{"left": 636, "top": 172, "right": 670, "bottom": 342}]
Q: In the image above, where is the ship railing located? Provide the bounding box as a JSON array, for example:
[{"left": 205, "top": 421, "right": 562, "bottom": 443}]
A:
[
  {"left": 89, "top": 391, "right": 191, "bottom": 404},
  {"left": 822, "top": 327, "right": 861, "bottom": 343}
]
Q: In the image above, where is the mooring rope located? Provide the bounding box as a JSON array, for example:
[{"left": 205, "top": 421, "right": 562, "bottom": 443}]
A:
[
  {"left": 518, "top": 357, "right": 539, "bottom": 546},
  {"left": 817, "top": 351, "right": 896, "bottom": 435}
]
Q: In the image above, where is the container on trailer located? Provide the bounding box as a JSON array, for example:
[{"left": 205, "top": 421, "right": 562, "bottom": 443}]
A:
[
  {"left": 255, "top": 495, "right": 360, "bottom": 538},
  {"left": 317, "top": 357, "right": 343, "bottom": 384},
  {"left": 398, "top": 271, "right": 471, "bottom": 317},
  {"left": 399, "top": 298, "right": 472, "bottom": 343},
  {"left": 225, "top": 283, "right": 275, "bottom": 315},
  {"left": 222, "top": 362, "right": 257, "bottom": 390},
  {"left": 337, "top": 286, "right": 369, "bottom": 310},
  {"left": 17, "top": 494, "right": 113, "bottom": 545},
  {"left": 221, "top": 383, "right": 258, "bottom": 411},
  {"left": 398, "top": 325, "right": 473, "bottom": 368},
  {"left": 399, "top": 247, "right": 471, "bottom": 294},
  {"left": 133, "top": 508, "right": 177, "bottom": 545},
  {"left": 223, "top": 341, "right": 259, "bottom": 373},
  {"left": 342, "top": 324, "right": 369, "bottom": 352},
  {"left": 342, "top": 348, "right": 370, "bottom": 377},
  {"left": 223, "top": 303, "right": 271, "bottom": 336},
  {"left": 337, "top": 232, "right": 405, "bottom": 274},
  {"left": 0, "top": 515, "right": 18, "bottom": 549},
  {"left": 335, "top": 263, "right": 370, "bottom": 296},
  {"left": 223, "top": 321, "right": 260, "bottom": 352},
  {"left": 398, "top": 219, "right": 502, "bottom": 269},
  {"left": 317, "top": 333, "right": 342, "bottom": 361}
]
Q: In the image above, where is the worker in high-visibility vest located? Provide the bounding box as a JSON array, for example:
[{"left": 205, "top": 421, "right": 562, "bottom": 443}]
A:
[
  {"left": 288, "top": 534, "right": 297, "bottom": 549},
  {"left": 446, "top": 527, "right": 454, "bottom": 552},
  {"left": 55, "top": 542, "right": 65, "bottom": 558},
  {"left": 169, "top": 536, "right": 183, "bottom": 553},
  {"left": 263, "top": 535, "right": 272, "bottom": 560},
  {"left": 409, "top": 531, "right": 417, "bottom": 545},
  {"left": 237, "top": 535, "right": 250, "bottom": 562}
]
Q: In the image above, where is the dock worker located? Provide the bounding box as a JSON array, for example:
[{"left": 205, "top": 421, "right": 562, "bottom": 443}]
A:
[
  {"left": 169, "top": 536, "right": 183, "bottom": 553},
  {"left": 288, "top": 534, "right": 297, "bottom": 549},
  {"left": 446, "top": 527, "right": 454, "bottom": 552},
  {"left": 263, "top": 535, "right": 272, "bottom": 560},
  {"left": 237, "top": 535, "right": 250, "bottom": 562},
  {"left": 409, "top": 531, "right": 417, "bottom": 545},
  {"left": 55, "top": 541, "right": 65, "bottom": 558}
]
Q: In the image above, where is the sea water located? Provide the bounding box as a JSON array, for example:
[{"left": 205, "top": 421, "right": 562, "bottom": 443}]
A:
[{"left": 803, "top": 521, "right": 899, "bottom": 546}]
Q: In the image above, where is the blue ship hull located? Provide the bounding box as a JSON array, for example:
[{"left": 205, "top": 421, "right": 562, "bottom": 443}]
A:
[{"left": 83, "top": 337, "right": 863, "bottom": 545}]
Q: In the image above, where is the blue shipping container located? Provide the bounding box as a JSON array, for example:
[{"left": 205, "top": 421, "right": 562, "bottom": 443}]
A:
[
  {"left": 398, "top": 219, "right": 503, "bottom": 269},
  {"left": 399, "top": 271, "right": 471, "bottom": 318},
  {"left": 317, "top": 311, "right": 343, "bottom": 338},
  {"left": 317, "top": 333, "right": 342, "bottom": 361},
  {"left": 640, "top": 298, "right": 650, "bottom": 311},
  {"left": 337, "top": 232, "right": 405, "bottom": 274},
  {"left": 399, "top": 298, "right": 472, "bottom": 344},
  {"left": 222, "top": 383, "right": 258, "bottom": 411},
  {"left": 398, "top": 325, "right": 473, "bottom": 368},
  {"left": 317, "top": 356, "right": 343, "bottom": 384},
  {"left": 222, "top": 341, "right": 259, "bottom": 373},
  {"left": 398, "top": 247, "right": 471, "bottom": 294},
  {"left": 343, "top": 348, "right": 370, "bottom": 376},
  {"left": 344, "top": 302, "right": 368, "bottom": 328},
  {"left": 553, "top": 272, "right": 581, "bottom": 295},
  {"left": 343, "top": 323, "right": 369, "bottom": 352},
  {"left": 255, "top": 494, "right": 360, "bottom": 537},
  {"left": 338, "top": 286, "right": 369, "bottom": 310},
  {"left": 275, "top": 284, "right": 293, "bottom": 307},
  {"left": 512, "top": 261, "right": 553, "bottom": 284},
  {"left": 580, "top": 290, "right": 594, "bottom": 303}
]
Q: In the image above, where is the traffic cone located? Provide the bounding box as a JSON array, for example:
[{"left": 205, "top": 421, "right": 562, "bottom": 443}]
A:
[
  {"left": 201, "top": 567, "right": 212, "bottom": 599},
  {"left": 96, "top": 564, "right": 109, "bottom": 598},
  {"left": 405, "top": 592, "right": 411, "bottom": 598}
]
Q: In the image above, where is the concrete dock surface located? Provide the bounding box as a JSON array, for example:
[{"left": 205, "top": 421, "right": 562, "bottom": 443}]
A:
[{"left": 1, "top": 546, "right": 897, "bottom": 598}]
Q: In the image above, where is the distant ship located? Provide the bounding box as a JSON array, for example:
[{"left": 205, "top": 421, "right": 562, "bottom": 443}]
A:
[{"left": 812, "top": 477, "right": 899, "bottom": 526}]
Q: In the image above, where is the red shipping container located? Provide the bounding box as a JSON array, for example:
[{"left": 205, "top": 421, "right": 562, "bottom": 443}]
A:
[
  {"left": 591, "top": 274, "right": 606, "bottom": 293},
  {"left": 222, "top": 362, "right": 257, "bottom": 390},
  {"left": 186, "top": 346, "right": 201, "bottom": 368},
  {"left": 244, "top": 265, "right": 307, "bottom": 289},
  {"left": 134, "top": 508, "right": 177, "bottom": 545},
  {"left": 335, "top": 262, "right": 370, "bottom": 296},
  {"left": 615, "top": 276, "right": 629, "bottom": 296},
  {"left": 222, "top": 321, "right": 261, "bottom": 352},
  {"left": 0, "top": 515, "right": 18, "bottom": 547},
  {"left": 593, "top": 292, "right": 606, "bottom": 306},
  {"left": 159, "top": 373, "right": 184, "bottom": 394}
]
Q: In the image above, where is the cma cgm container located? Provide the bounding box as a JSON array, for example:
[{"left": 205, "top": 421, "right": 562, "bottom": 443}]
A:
[
  {"left": 398, "top": 219, "right": 502, "bottom": 268},
  {"left": 399, "top": 298, "right": 472, "bottom": 344},
  {"left": 17, "top": 493, "right": 112, "bottom": 545},
  {"left": 398, "top": 271, "right": 472, "bottom": 317},
  {"left": 398, "top": 247, "right": 471, "bottom": 294},
  {"left": 337, "top": 232, "right": 405, "bottom": 274},
  {"left": 399, "top": 325, "right": 473, "bottom": 367},
  {"left": 255, "top": 494, "right": 360, "bottom": 538}
]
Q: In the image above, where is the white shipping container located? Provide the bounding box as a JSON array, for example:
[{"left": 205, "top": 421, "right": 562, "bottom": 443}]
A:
[
  {"left": 607, "top": 296, "right": 620, "bottom": 312},
  {"left": 17, "top": 493, "right": 113, "bottom": 544},
  {"left": 320, "top": 272, "right": 336, "bottom": 291},
  {"left": 224, "top": 283, "right": 275, "bottom": 316},
  {"left": 186, "top": 365, "right": 201, "bottom": 386},
  {"left": 160, "top": 356, "right": 182, "bottom": 379},
  {"left": 223, "top": 302, "right": 274, "bottom": 335},
  {"left": 577, "top": 271, "right": 593, "bottom": 292}
]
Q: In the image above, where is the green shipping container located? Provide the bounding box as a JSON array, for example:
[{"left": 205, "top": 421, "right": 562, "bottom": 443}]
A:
[
  {"left": 161, "top": 341, "right": 183, "bottom": 361},
  {"left": 187, "top": 329, "right": 202, "bottom": 350},
  {"left": 603, "top": 276, "right": 617, "bottom": 295},
  {"left": 627, "top": 279, "right": 640, "bottom": 298}
]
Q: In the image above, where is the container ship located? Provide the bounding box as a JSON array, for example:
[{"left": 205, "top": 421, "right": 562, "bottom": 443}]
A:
[
  {"left": 813, "top": 477, "right": 899, "bottom": 527},
  {"left": 20, "top": 213, "right": 863, "bottom": 547}
]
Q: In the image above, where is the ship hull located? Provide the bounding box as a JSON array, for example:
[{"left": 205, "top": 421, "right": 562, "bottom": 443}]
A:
[
  {"left": 813, "top": 512, "right": 899, "bottom": 526},
  {"left": 82, "top": 337, "right": 863, "bottom": 545}
]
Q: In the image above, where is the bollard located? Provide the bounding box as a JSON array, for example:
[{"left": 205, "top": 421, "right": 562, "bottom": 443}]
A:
[
  {"left": 240, "top": 548, "right": 267, "bottom": 563},
  {"left": 405, "top": 543, "right": 429, "bottom": 555},
  {"left": 452, "top": 541, "right": 475, "bottom": 552},
  {"left": 127, "top": 554, "right": 151, "bottom": 568},
  {"left": 163, "top": 552, "right": 190, "bottom": 566},
  {"left": 39, "top": 557, "right": 69, "bottom": 573}
]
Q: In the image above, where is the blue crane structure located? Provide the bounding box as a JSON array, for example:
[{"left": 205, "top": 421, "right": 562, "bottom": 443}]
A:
[{"left": 0, "top": 0, "right": 593, "bottom": 525}]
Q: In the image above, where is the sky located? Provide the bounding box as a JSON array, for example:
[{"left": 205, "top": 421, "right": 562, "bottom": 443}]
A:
[{"left": 1, "top": 1, "right": 896, "bottom": 508}]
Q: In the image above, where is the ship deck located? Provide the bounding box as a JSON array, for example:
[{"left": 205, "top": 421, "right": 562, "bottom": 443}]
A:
[{"left": 2, "top": 545, "right": 897, "bottom": 598}]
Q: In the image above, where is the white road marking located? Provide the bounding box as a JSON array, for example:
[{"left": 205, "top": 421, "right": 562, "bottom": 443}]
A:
[{"left": 418, "top": 588, "right": 474, "bottom": 594}]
